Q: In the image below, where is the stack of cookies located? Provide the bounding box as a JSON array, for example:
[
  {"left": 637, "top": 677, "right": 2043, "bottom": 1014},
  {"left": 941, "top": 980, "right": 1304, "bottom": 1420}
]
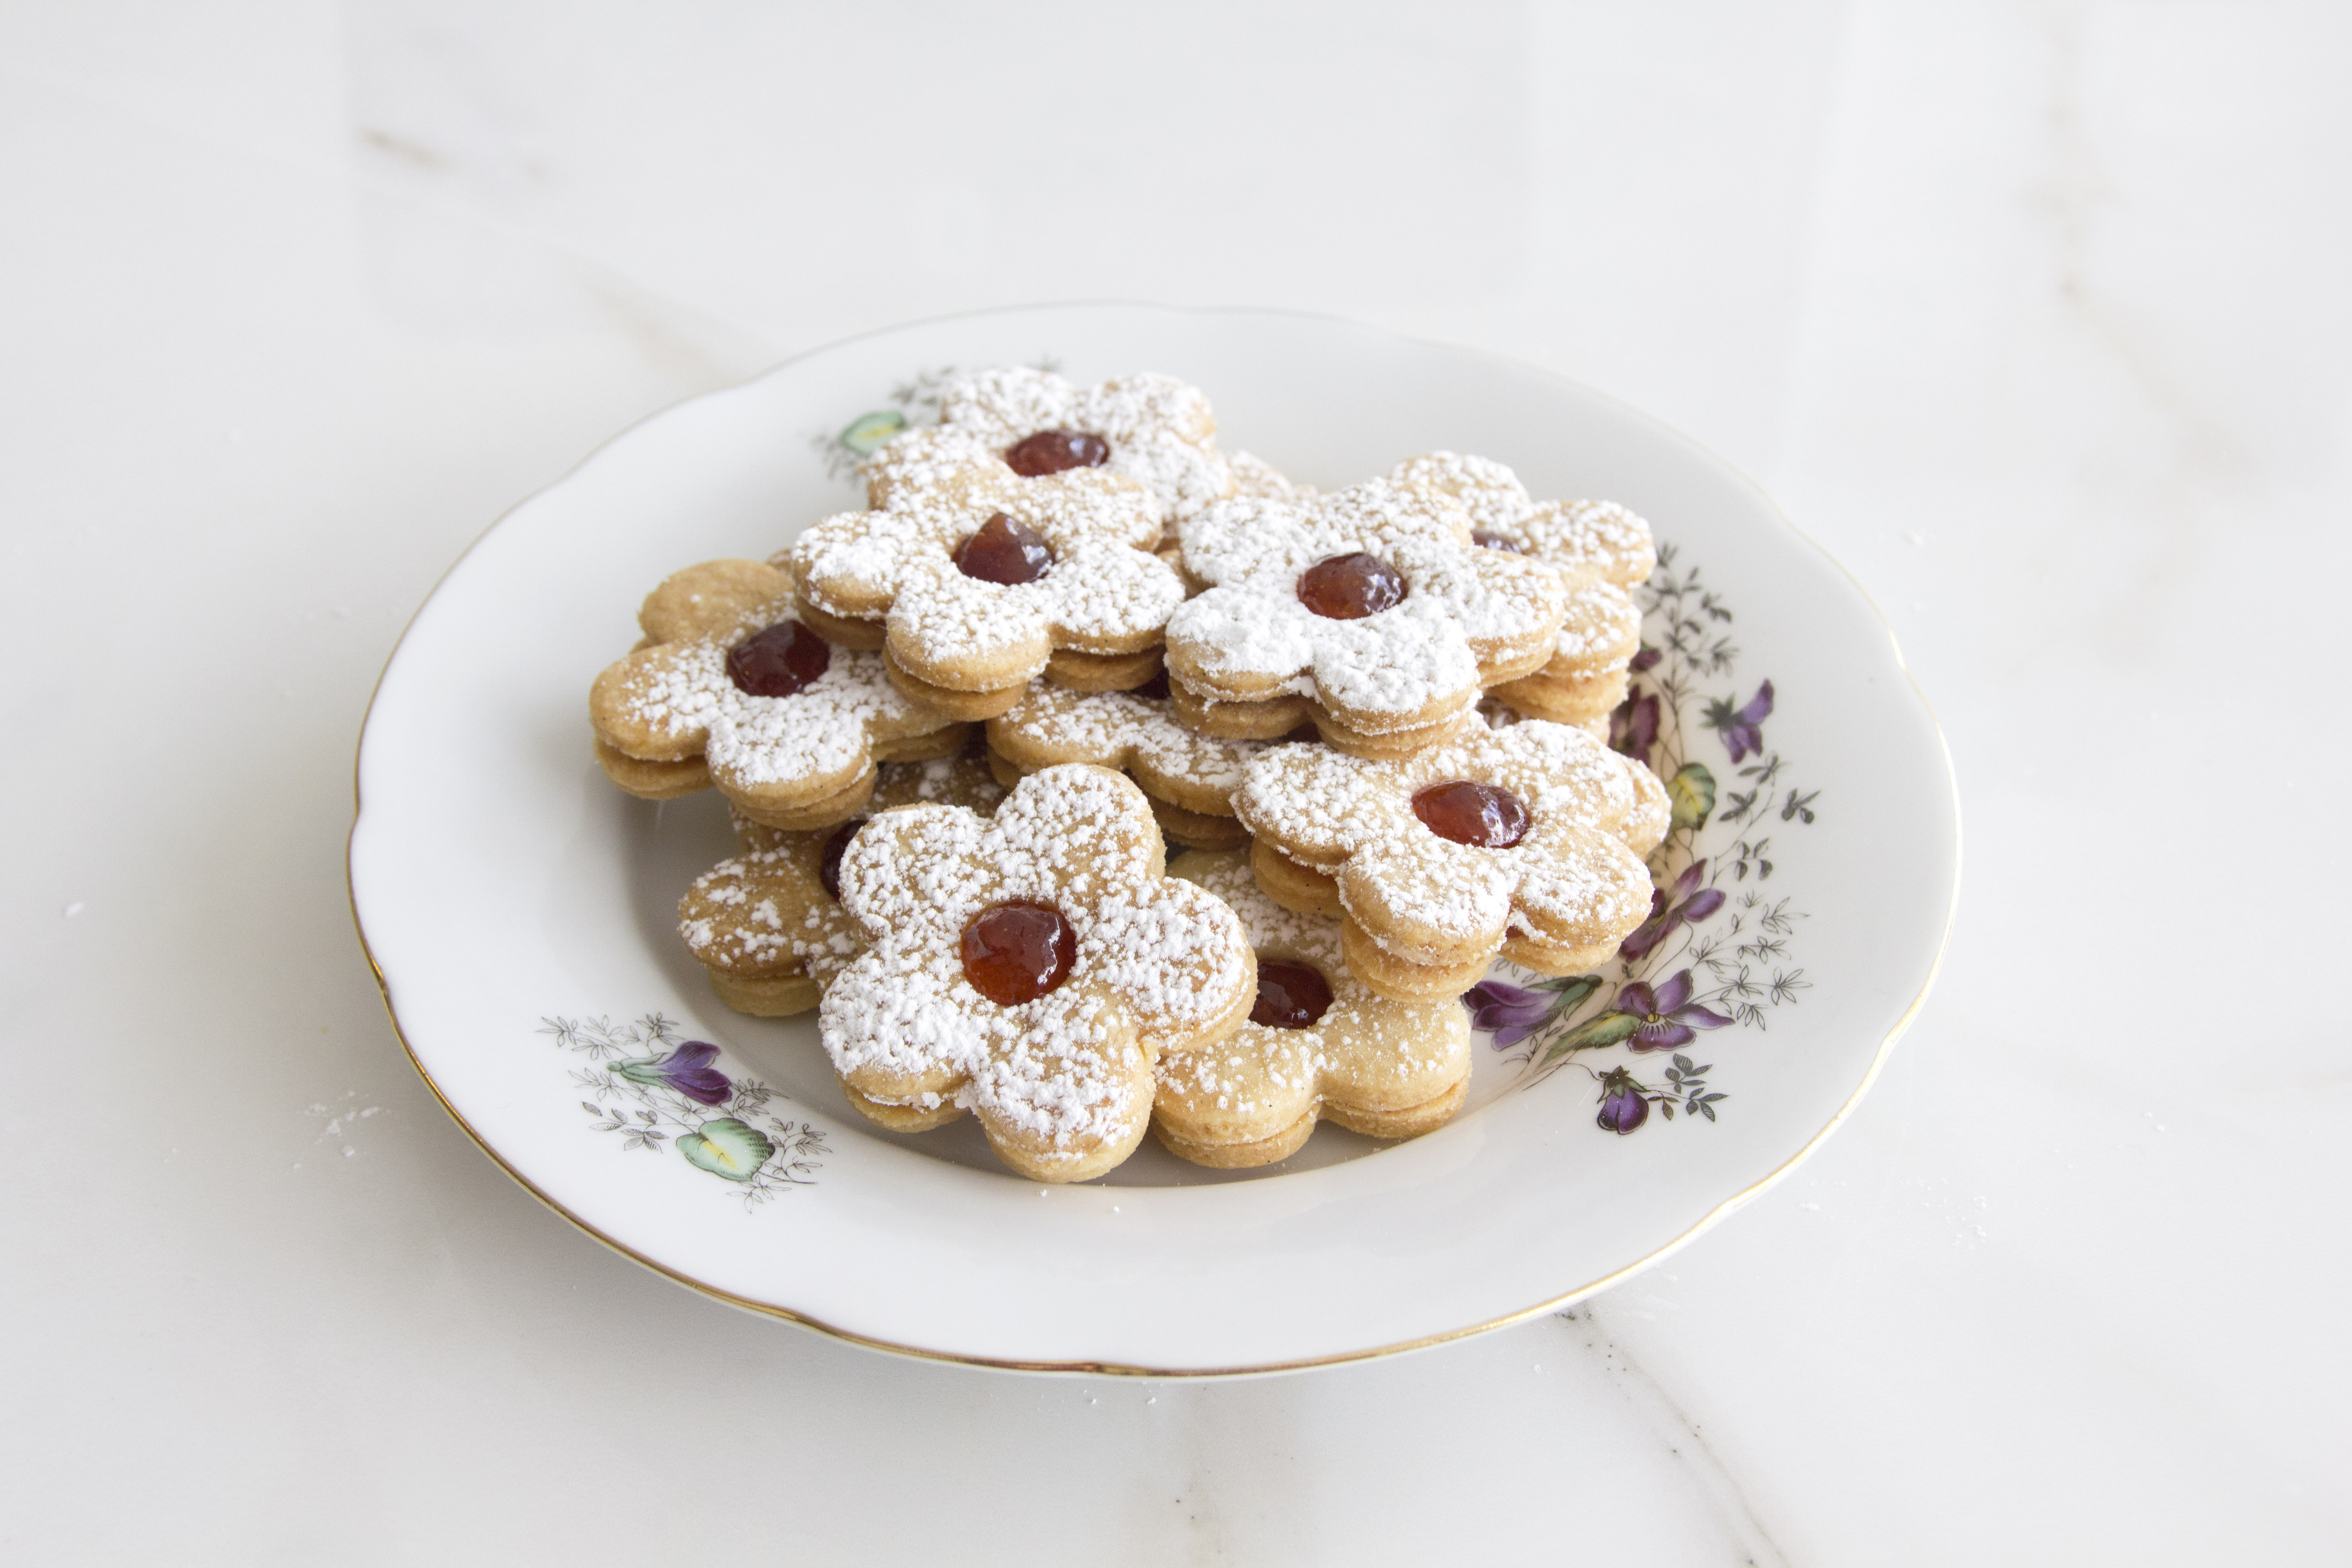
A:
[{"left": 590, "top": 367, "right": 1663, "bottom": 1182}]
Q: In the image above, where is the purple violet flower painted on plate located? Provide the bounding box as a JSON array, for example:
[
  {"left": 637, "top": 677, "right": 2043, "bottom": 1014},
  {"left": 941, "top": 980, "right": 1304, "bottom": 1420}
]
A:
[
  {"left": 1612, "top": 970, "right": 1735, "bottom": 1053},
  {"left": 1618, "top": 860, "right": 1728, "bottom": 959},
  {"left": 1702, "top": 680, "right": 1774, "bottom": 764},
  {"left": 614, "top": 1040, "right": 733, "bottom": 1106},
  {"left": 1465, "top": 980, "right": 1557, "bottom": 1049},
  {"left": 1611, "top": 687, "right": 1661, "bottom": 770},
  {"left": 1595, "top": 1068, "right": 1651, "bottom": 1134}
]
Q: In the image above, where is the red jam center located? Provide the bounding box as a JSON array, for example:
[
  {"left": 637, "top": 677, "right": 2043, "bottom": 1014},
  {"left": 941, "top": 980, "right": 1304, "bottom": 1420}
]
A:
[
  {"left": 1003, "top": 428, "right": 1111, "bottom": 476},
  {"left": 1412, "top": 779, "right": 1530, "bottom": 848},
  {"left": 725, "top": 620, "right": 831, "bottom": 697},
  {"left": 1296, "top": 553, "right": 1406, "bottom": 620},
  {"left": 1251, "top": 958, "right": 1333, "bottom": 1029},
  {"left": 953, "top": 512, "right": 1055, "bottom": 585},
  {"left": 818, "top": 818, "right": 865, "bottom": 901},
  {"left": 960, "top": 901, "right": 1077, "bottom": 1005},
  {"left": 1471, "top": 529, "right": 1522, "bottom": 553}
]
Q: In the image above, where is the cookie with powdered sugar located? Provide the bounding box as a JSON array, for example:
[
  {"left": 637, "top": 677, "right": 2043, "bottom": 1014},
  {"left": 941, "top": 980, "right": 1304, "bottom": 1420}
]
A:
[
  {"left": 1154, "top": 849, "right": 1472, "bottom": 1168},
  {"left": 1386, "top": 452, "right": 1653, "bottom": 733},
  {"left": 984, "top": 671, "right": 1310, "bottom": 853},
  {"left": 679, "top": 755, "right": 1007, "bottom": 1017},
  {"left": 865, "top": 367, "right": 1235, "bottom": 528},
  {"left": 820, "top": 764, "right": 1256, "bottom": 1182},
  {"left": 588, "top": 559, "right": 967, "bottom": 829},
  {"left": 1231, "top": 719, "right": 1669, "bottom": 1002},
  {"left": 784, "top": 459, "right": 1185, "bottom": 721},
  {"left": 1162, "top": 477, "right": 1570, "bottom": 760}
]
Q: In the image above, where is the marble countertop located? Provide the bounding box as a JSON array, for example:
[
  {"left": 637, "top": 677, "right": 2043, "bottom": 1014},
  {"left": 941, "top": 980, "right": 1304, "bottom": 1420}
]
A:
[{"left": 2, "top": 3, "right": 2344, "bottom": 1562}]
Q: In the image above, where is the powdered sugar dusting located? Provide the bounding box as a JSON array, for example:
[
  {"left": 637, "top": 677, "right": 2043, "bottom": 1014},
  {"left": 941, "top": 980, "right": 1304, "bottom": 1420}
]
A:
[
  {"left": 616, "top": 635, "right": 929, "bottom": 788},
  {"left": 1159, "top": 851, "right": 1469, "bottom": 1117},
  {"left": 868, "top": 368, "right": 1233, "bottom": 524},
  {"left": 789, "top": 468, "right": 1184, "bottom": 679},
  {"left": 992, "top": 681, "right": 1278, "bottom": 800},
  {"left": 1167, "top": 478, "right": 1563, "bottom": 721},
  {"left": 821, "top": 766, "right": 1250, "bottom": 1151},
  {"left": 1233, "top": 719, "right": 1654, "bottom": 952},
  {"left": 1389, "top": 451, "right": 1657, "bottom": 586}
]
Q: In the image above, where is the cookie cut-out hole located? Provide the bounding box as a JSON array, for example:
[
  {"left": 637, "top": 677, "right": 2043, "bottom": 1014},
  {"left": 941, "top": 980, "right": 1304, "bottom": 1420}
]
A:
[
  {"left": 1412, "top": 780, "right": 1530, "bottom": 848},
  {"left": 1003, "top": 428, "right": 1110, "bottom": 476},
  {"left": 1296, "top": 553, "right": 1406, "bottom": 620},
  {"left": 818, "top": 818, "right": 866, "bottom": 901},
  {"left": 1472, "top": 529, "right": 1522, "bottom": 553},
  {"left": 953, "top": 512, "right": 1054, "bottom": 585},
  {"left": 726, "top": 620, "right": 831, "bottom": 697},
  {"left": 960, "top": 901, "right": 1077, "bottom": 1005},
  {"left": 1251, "top": 958, "right": 1333, "bottom": 1029}
]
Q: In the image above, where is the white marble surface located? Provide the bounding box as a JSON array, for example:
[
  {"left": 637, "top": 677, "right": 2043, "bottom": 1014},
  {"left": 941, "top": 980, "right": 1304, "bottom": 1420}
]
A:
[{"left": 1, "top": 2, "right": 2345, "bottom": 1561}]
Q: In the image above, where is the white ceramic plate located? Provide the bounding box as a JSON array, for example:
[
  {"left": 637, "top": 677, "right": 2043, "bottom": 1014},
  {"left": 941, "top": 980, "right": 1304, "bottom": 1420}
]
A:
[{"left": 350, "top": 304, "right": 1957, "bottom": 1375}]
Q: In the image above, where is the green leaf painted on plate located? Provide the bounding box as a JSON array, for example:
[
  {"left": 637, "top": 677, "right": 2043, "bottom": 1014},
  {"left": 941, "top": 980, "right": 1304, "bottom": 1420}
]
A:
[
  {"left": 1544, "top": 975, "right": 1605, "bottom": 1015},
  {"left": 839, "top": 410, "right": 906, "bottom": 456},
  {"left": 676, "top": 1118, "right": 774, "bottom": 1182},
  {"left": 1539, "top": 1009, "right": 1642, "bottom": 1064},
  {"left": 1667, "top": 763, "right": 1717, "bottom": 832}
]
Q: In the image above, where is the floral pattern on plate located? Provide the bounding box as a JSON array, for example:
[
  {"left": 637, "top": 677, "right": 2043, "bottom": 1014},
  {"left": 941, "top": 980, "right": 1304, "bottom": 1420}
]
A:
[
  {"left": 541, "top": 1013, "right": 829, "bottom": 1208},
  {"left": 1468, "top": 542, "right": 1820, "bottom": 1134}
]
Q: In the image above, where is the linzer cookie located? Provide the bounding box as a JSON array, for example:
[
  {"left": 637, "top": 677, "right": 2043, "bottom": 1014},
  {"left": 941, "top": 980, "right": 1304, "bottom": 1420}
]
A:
[
  {"left": 589, "top": 559, "right": 966, "bottom": 829},
  {"left": 1155, "top": 849, "right": 1471, "bottom": 1168},
  {"left": 1387, "top": 452, "right": 1654, "bottom": 733},
  {"left": 681, "top": 756, "right": 1007, "bottom": 1017},
  {"left": 820, "top": 764, "right": 1255, "bottom": 1182},
  {"left": 865, "top": 367, "right": 1234, "bottom": 527},
  {"left": 1232, "top": 719, "right": 1668, "bottom": 1001},
  {"left": 1163, "top": 477, "right": 1569, "bottom": 760},
  {"left": 784, "top": 460, "right": 1184, "bottom": 720},
  {"left": 984, "top": 673, "right": 1303, "bottom": 852}
]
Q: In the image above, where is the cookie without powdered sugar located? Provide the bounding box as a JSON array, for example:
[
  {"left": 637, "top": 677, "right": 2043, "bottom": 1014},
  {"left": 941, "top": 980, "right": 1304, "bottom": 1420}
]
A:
[
  {"left": 1232, "top": 719, "right": 1669, "bottom": 1002},
  {"left": 785, "top": 459, "right": 1185, "bottom": 720},
  {"left": 819, "top": 764, "right": 1256, "bottom": 1182},
  {"left": 1163, "top": 476, "right": 1570, "bottom": 759},
  {"left": 864, "top": 367, "right": 1235, "bottom": 527},
  {"left": 588, "top": 558, "right": 967, "bottom": 829},
  {"left": 1154, "top": 849, "right": 1472, "bottom": 1168}
]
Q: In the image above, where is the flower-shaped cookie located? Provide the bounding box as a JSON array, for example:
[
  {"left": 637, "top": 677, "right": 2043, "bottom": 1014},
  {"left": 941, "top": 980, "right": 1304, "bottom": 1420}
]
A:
[
  {"left": 821, "top": 764, "right": 1256, "bottom": 1181},
  {"left": 589, "top": 559, "right": 966, "bottom": 828},
  {"left": 1155, "top": 850, "right": 1472, "bottom": 1167},
  {"left": 1164, "top": 477, "right": 1570, "bottom": 758},
  {"left": 985, "top": 675, "right": 1304, "bottom": 852},
  {"left": 1232, "top": 720, "right": 1670, "bottom": 1001},
  {"left": 785, "top": 462, "right": 1185, "bottom": 721},
  {"left": 680, "top": 756, "right": 1007, "bottom": 1017},
  {"left": 865, "top": 367, "right": 1234, "bottom": 526},
  {"left": 1388, "top": 453, "right": 1653, "bottom": 731},
  {"left": 1387, "top": 451, "right": 1656, "bottom": 585}
]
